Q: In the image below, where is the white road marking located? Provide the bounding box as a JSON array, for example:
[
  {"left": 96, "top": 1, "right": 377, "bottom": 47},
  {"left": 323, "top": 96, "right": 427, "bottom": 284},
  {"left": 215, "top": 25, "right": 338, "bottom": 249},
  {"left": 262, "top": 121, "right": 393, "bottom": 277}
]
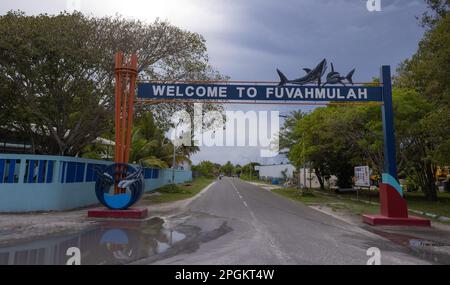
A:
[
  {"left": 227, "top": 178, "right": 294, "bottom": 263},
  {"left": 228, "top": 178, "right": 257, "bottom": 220}
]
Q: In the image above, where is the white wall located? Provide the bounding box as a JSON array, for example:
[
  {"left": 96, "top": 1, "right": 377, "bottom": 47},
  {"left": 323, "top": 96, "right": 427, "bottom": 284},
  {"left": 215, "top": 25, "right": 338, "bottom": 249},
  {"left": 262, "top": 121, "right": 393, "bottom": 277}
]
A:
[
  {"left": 258, "top": 164, "right": 296, "bottom": 179},
  {"left": 258, "top": 164, "right": 336, "bottom": 188},
  {"left": 298, "top": 168, "right": 337, "bottom": 188}
]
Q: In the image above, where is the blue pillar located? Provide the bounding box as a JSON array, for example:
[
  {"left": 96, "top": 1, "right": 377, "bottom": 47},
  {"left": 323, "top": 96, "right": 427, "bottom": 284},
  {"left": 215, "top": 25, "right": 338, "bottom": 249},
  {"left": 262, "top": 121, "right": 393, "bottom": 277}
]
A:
[{"left": 381, "top": 65, "right": 398, "bottom": 180}]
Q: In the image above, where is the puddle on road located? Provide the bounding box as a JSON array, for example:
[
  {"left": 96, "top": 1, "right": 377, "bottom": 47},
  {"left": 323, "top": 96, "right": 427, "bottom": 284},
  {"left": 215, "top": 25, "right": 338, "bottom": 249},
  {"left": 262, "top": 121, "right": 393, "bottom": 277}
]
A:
[
  {"left": 408, "top": 239, "right": 446, "bottom": 247},
  {"left": 0, "top": 217, "right": 190, "bottom": 265},
  {"left": 368, "top": 229, "right": 450, "bottom": 264}
]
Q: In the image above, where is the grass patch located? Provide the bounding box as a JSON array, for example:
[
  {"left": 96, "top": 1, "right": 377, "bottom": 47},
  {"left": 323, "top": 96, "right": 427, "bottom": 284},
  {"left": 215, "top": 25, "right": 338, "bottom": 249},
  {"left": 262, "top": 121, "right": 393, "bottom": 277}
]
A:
[
  {"left": 406, "top": 199, "right": 450, "bottom": 218},
  {"left": 272, "top": 187, "right": 332, "bottom": 204},
  {"left": 274, "top": 186, "right": 450, "bottom": 220},
  {"left": 327, "top": 188, "right": 450, "bottom": 218},
  {"left": 240, "top": 175, "right": 262, "bottom": 182},
  {"left": 142, "top": 177, "right": 214, "bottom": 204},
  {"left": 326, "top": 200, "right": 379, "bottom": 215}
]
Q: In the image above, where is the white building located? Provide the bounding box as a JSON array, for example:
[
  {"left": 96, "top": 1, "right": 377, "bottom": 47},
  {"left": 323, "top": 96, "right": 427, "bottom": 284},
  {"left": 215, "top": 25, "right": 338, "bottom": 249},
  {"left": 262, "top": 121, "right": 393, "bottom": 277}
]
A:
[
  {"left": 177, "top": 161, "right": 191, "bottom": 171},
  {"left": 258, "top": 164, "right": 296, "bottom": 180},
  {"left": 258, "top": 164, "right": 334, "bottom": 188}
]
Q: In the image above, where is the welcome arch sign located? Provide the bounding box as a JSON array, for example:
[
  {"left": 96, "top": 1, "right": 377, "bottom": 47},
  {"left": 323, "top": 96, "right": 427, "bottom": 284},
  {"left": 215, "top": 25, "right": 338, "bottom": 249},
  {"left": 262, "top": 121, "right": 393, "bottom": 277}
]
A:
[{"left": 100, "top": 53, "right": 430, "bottom": 226}]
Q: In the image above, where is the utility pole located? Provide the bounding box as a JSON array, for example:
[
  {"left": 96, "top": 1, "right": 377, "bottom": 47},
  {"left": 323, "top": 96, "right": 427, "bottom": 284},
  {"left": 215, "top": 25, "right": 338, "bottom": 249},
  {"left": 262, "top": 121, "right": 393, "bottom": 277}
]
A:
[
  {"left": 172, "top": 141, "right": 176, "bottom": 183},
  {"left": 309, "top": 165, "right": 312, "bottom": 190},
  {"left": 303, "top": 130, "right": 306, "bottom": 190},
  {"left": 172, "top": 119, "right": 183, "bottom": 183}
]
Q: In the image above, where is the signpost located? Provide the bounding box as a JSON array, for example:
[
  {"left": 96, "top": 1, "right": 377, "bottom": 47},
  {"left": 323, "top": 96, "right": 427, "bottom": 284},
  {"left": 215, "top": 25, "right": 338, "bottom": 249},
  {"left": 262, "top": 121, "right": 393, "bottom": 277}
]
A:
[
  {"left": 354, "top": 166, "right": 370, "bottom": 188},
  {"left": 132, "top": 59, "right": 430, "bottom": 226},
  {"left": 137, "top": 83, "right": 383, "bottom": 103}
]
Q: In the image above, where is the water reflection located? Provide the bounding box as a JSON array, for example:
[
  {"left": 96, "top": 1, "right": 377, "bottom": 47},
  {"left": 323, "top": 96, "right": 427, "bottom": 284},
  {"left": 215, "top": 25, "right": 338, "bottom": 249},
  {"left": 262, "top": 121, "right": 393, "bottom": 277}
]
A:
[
  {"left": 0, "top": 218, "right": 186, "bottom": 265},
  {"left": 366, "top": 228, "right": 450, "bottom": 264}
]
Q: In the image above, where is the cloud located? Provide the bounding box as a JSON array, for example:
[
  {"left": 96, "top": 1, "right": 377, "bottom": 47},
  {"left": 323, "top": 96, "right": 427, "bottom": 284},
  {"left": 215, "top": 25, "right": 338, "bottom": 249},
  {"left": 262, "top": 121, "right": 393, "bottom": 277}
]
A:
[{"left": 0, "top": 0, "right": 429, "bottom": 165}]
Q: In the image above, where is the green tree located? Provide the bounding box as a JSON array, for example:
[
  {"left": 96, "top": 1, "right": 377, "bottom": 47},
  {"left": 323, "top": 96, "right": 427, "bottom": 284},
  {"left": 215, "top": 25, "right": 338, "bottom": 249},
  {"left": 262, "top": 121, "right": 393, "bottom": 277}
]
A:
[
  {"left": 133, "top": 112, "right": 199, "bottom": 167},
  {"left": 0, "top": 11, "right": 222, "bottom": 156},
  {"left": 220, "top": 161, "right": 235, "bottom": 177},
  {"left": 279, "top": 110, "right": 305, "bottom": 154},
  {"left": 394, "top": 89, "right": 438, "bottom": 199},
  {"left": 418, "top": 0, "right": 450, "bottom": 28},
  {"left": 286, "top": 107, "right": 356, "bottom": 189},
  {"left": 394, "top": 1, "right": 450, "bottom": 199},
  {"left": 192, "top": 161, "right": 220, "bottom": 178},
  {"left": 241, "top": 162, "right": 260, "bottom": 180}
]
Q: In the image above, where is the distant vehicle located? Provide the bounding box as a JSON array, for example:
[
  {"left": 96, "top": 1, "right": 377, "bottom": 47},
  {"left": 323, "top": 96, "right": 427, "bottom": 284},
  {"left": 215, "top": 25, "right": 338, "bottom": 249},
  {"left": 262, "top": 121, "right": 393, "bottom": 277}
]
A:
[{"left": 219, "top": 174, "right": 224, "bottom": 180}]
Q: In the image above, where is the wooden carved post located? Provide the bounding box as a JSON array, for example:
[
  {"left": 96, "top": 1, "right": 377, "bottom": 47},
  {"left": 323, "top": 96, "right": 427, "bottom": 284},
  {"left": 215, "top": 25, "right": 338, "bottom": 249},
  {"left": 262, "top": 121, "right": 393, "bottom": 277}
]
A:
[{"left": 114, "top": 52, "right": 138, "bottom": 194}]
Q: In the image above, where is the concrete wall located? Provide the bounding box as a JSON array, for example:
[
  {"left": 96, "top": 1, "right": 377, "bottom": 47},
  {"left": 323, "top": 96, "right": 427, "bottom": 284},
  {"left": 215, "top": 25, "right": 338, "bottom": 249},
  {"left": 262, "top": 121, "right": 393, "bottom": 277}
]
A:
[{"left": 0, "top": 154, "right": 192, "bottom": 212}]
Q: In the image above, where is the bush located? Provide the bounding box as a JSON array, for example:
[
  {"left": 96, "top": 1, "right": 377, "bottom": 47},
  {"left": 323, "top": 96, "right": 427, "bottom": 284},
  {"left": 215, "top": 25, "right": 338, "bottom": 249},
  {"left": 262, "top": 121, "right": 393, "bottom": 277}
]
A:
[{"left": 300, "top": 189, "right": 315, "bottom": 197}]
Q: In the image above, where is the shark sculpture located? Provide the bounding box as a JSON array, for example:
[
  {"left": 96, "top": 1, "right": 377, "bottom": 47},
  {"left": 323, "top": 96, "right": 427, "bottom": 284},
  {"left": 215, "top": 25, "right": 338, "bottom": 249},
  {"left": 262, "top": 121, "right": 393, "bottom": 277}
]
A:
[
  {"left": 322, "top": 63, "right": 355, "bottom": 86},
  {"left": 276, "top": 59, "right": 355, "bottom": 87},
  {"left": 276, "top": 58, "right": 327, "bottom": 87}
]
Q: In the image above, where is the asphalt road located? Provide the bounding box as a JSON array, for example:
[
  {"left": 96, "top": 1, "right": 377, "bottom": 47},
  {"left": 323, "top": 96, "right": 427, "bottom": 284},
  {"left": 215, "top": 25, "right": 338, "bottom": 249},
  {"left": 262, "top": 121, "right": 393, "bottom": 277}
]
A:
[{"left": 148, "top": 177, "right": 430, "bottom": 265}]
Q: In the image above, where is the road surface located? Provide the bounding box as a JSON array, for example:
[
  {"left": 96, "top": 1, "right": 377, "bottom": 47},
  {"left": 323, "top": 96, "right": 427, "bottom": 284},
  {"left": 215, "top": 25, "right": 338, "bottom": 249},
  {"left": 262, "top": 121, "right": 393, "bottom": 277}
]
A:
[
  {"left": 142, "top": 177, "right": 430, "bottom": 265},
  {"left": 0, "top": 177, "right": 434, "bottom": 265}
]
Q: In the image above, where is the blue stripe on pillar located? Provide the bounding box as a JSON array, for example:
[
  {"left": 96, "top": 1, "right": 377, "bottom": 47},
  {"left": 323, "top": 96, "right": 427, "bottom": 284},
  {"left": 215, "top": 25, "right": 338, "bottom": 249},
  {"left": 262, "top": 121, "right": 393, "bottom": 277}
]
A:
[
  {"left": 75, "top": 163, "right": 85, "bottom": 182},
  {"left": 46, "top": 161, "right": 54, "bottom": 183},
  {"left": 61, "top": 162, "right": 66, "bottom": 183},
  {"left": 0, "top": 159, "right": 5, "bottom": 183},
  {"left": 66, "top": 162, "right": 76, "bottom": 183},
  {"left": 381, "top": 65, "right": 398, "bottom": 181},
  {"left": 7, "top": 160, "right": 16, "bottom": 183},
  {"left": 28, "top": 160, "right": 35, "bottom": 183},
  {"left": 37, "top": 160, "right": 46, "bottom": 183}
]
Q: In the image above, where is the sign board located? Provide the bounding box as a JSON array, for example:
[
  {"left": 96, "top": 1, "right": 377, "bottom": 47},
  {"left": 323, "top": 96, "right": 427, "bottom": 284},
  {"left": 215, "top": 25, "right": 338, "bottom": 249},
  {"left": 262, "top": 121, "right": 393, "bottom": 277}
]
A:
[
  {"left": 137, "top": 83, "right": 383, "bottom": 102},
  {"left": 354, "top": 166, "right": 370, "bottom": 187}
]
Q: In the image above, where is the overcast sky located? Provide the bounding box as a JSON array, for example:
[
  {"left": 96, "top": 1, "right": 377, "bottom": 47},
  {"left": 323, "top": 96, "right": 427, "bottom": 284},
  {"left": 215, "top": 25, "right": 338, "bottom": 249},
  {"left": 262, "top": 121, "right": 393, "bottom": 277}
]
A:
[{"left": 0, "top": 0, "right": 429, "bottom": 165}]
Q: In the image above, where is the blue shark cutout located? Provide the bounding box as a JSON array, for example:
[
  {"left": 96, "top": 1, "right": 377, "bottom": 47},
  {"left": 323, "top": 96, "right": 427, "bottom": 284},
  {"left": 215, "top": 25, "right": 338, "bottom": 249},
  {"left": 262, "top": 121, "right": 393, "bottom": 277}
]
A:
[{"left": 382, "top": 173, "right": 403, "bottom": 197}]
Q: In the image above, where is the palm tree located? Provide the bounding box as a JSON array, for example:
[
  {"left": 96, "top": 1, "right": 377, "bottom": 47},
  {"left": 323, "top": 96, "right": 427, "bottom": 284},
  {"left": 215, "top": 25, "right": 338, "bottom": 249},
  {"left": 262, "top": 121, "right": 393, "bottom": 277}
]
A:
[
  {"left": 131, "top": 113, "right": 199, "bottom": 168},
  {"left": 82, "top": 112, "right": 199, "bottom": 168},
  {"left": 128, "top": 127, "right": 169, "bottom": 168}
]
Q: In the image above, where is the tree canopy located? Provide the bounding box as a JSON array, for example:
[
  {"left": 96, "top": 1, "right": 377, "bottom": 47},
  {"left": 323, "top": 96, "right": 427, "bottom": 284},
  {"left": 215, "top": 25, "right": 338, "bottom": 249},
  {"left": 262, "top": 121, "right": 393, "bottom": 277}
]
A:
[
  {"left": 0, "top": 11, "right": 222, "bottom": 156},
  {"left": 282, "top": 1, "right": 449, "bottom": 199}
]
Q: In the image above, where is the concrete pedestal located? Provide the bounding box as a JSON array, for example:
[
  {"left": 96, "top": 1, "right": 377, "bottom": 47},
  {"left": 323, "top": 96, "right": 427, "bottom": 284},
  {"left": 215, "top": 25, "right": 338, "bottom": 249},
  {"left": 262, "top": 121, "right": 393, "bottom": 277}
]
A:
[{"left": 88, "top": 207, "right": 148, "bottom": 219}]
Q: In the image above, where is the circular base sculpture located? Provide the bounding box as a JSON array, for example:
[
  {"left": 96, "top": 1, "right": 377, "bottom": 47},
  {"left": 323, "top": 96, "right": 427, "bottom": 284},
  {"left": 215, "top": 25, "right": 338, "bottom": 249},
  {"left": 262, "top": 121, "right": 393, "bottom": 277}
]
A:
[{"left": 95, "top": 163, "right": 144, "bottom": 210}]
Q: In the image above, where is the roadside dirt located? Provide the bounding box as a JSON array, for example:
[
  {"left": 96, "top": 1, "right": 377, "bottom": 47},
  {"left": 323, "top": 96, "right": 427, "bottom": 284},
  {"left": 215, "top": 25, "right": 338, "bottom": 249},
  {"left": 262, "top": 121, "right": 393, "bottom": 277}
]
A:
[{"left": 0, "top": 181, "right": 216, "bottom": 247}]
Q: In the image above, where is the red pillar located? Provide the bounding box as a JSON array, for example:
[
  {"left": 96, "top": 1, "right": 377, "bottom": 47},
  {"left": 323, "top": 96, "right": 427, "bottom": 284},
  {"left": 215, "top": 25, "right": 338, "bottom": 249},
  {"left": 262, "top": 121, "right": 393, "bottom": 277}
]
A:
[{"left": 114, "top": 52, "right": 138, "bottom": 194}]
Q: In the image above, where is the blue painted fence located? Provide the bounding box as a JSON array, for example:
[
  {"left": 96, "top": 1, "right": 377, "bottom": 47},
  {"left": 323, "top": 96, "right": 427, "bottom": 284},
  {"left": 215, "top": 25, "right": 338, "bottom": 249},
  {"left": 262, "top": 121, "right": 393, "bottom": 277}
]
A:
[{"left": 0, "top": 154, "right": 192, "bottom": 212}]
